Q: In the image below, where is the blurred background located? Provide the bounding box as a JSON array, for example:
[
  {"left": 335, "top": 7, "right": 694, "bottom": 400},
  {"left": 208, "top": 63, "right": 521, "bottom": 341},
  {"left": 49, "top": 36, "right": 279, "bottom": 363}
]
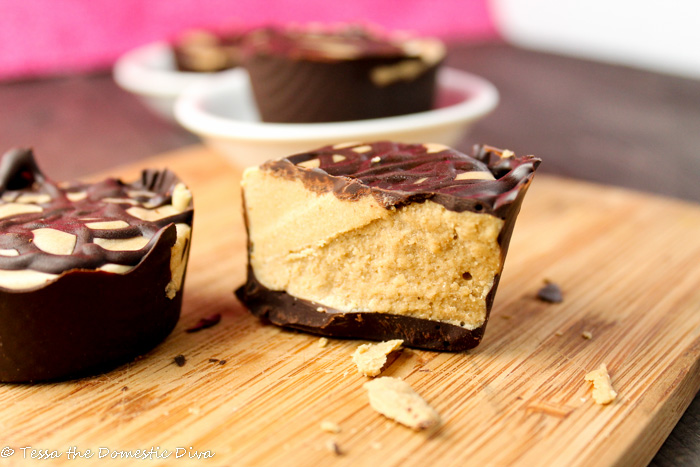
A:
[
  {"left": 3, "top": 0, "right": 700, "bottom": 80},
  {"left": 3, "top": 0, "right": 493, "bottom": 80},
  {"left": 1, "top": 0, "right": 699, "bottom": 202},
  {"left": 0, "top": 1, "right": 699, "bottom": 464}
]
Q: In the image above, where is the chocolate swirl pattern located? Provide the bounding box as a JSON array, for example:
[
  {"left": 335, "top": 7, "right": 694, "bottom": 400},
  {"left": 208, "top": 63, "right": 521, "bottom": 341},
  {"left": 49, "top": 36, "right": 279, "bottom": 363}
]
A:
[
  {"left": 243, "top": 26, "right": 407, "bottom": 62},
  {"left": 0, "top": 148, "right": 192, "bottom": 284},
  {"left": 264, "top": 141, "right": 541, "bottom": 216}
]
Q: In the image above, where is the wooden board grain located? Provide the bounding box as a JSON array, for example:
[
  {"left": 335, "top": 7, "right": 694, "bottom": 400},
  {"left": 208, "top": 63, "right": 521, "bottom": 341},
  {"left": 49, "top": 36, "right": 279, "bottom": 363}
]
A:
[{"left": 1, "top": 146, "right": 699, "bottom": 466}]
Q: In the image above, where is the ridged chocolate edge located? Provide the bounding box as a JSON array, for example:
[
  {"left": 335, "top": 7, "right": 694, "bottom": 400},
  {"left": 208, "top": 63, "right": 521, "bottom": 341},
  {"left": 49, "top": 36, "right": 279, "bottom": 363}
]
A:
[
  {"left": 264, "top": 144, "right": 541, "bottom": 219},
  {"left": 0, "top": 148, "right": 194, "bottom": 275}
]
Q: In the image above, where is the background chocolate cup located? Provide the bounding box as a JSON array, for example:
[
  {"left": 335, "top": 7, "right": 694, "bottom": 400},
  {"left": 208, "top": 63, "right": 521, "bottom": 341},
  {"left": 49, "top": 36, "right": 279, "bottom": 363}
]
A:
[{"left": 245, "top": 54, "right": 440, "bottom": 123}]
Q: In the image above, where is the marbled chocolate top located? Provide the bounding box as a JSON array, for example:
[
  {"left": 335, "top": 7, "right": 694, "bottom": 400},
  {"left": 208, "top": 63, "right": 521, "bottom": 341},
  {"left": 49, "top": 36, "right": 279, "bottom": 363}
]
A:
[
  {"left": 243, "top": 25, "right": 437, "bottom": 62},
  {"left": 262, "top": 142, "right": 541, "bottom": 218},
  {"left": 0, "top": 148, "right": 193, "bottom": 275}
]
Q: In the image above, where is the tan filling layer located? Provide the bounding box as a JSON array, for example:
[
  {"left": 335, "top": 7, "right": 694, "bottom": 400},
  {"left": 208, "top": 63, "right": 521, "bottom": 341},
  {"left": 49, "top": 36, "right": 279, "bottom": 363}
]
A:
[
  {"left": 166, "top": 223, "right": 192, "bottom": 299},
  {"left": 243, "top": 167, "right": 503, "bottom": 328}
]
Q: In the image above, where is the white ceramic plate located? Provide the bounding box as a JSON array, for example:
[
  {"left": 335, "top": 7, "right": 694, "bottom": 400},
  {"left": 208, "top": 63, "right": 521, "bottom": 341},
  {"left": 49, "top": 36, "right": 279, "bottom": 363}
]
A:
[
  {"left": 174, "top": 66, "right": 499, "bottom": 167},
  {"left": 113, "top": 42, "right": 221, "bottom": 120}
]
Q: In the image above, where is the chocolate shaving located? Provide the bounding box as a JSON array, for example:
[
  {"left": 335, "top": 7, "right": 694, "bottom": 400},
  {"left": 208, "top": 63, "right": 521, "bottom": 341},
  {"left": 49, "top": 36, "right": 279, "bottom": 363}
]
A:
[
  {"left": 185, "top": 313, "right": 222, "bottom": 333},
  {"left": 537, "top": 282, "right": 563, "bottom": 303},
  {"left": 325, "top": 440, "right": 342, "bottom": 456}
]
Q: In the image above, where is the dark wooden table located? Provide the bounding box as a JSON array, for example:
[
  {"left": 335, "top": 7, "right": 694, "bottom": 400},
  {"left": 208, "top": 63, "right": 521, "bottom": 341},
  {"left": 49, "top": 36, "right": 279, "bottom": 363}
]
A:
[{"left": 1, "top": 41, "right": 699, "bottom": 465}]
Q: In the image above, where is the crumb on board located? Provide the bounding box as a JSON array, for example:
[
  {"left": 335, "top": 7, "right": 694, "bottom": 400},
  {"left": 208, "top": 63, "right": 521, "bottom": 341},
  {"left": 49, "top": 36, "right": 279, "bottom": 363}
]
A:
[
  {"left": 352, "top": 339, "right": 403, "bottom": 377},
  {"left": 121, "top": 386, "right": 128, "bottom": 392},
  {"left": 185, "top": 313, "right": 222, "bottom": 333},
  {"left": 537, "top": 280, "right": 563, "bottom": 303},
  {"left": 582, "top": 331, "right": 593, "bottom": 340},
  {"left": 320, "top": 421, "right": 341, "bottom": 434},
  {"left": 554, "top": 331, "right": 564, "bottom": 337},
  {"left": 584, "top": 363, "right": 617, "bottom": 405},
  {"left": 325, "top": 440, "right": 342, "bottom": 456},
  {"left": 318, "top": 337, "right": 329, "bottom": 348},
  {"left": 363, "top": 376, "right": 440, "bottom": 430},
  {"left": 527, "top": 401, "right": 574, "bottom": 418},
  {"left": 173, "top": 355, "right": 186, "bottom": 367}
]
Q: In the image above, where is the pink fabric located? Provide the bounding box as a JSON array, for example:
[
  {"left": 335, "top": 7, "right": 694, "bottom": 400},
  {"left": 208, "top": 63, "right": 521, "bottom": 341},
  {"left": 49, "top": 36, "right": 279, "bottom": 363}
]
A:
[{"left": 0, "top": 0, "right": 496, "bottom": 80}]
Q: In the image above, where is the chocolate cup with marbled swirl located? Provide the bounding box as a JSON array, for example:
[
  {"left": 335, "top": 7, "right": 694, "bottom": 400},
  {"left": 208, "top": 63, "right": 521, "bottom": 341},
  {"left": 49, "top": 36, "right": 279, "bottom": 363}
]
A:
[
  {"left": 242, "top": 26, "right": 446, "bottom": 123},
  {"left": 0, "top": 148, "right": 194, "bottom": 382}
]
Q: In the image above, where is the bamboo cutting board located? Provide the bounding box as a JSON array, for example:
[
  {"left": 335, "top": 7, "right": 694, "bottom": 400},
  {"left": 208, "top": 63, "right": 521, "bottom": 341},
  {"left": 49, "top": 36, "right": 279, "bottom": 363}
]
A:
[{"left": 1, "top": 146, "right": 699, "bottom": 466}]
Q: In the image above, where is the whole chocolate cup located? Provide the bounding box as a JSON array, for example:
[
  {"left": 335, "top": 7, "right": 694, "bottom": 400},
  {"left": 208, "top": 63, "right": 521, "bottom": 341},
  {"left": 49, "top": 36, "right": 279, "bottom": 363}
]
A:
[
  {"left": 236, "top": 143, "right": 540, "bottom": 351},
  {"left": 242, "top": 26, "right": 445, "bottom": 123},
  {"left": 0, "top": 226, "right": 182, "bottom": 383},
  {"left": 245, "top": 54, "right": 440, "bottom": 123},
  {"left": 0, "top": 148, "right": 194, "bottom": 382}
]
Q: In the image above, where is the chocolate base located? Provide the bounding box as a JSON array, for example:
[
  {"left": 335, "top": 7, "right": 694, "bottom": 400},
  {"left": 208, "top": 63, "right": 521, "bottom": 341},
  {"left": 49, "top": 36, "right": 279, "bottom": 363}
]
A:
[
  {"left": 235, "top": 268, "right": 484, "bottom": 351},
  {"left": 245, "top": 55, "right": 440, "bottom": 123},
  {"left": 0, "top": 225, "right": 182, "bottom": 383}
]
